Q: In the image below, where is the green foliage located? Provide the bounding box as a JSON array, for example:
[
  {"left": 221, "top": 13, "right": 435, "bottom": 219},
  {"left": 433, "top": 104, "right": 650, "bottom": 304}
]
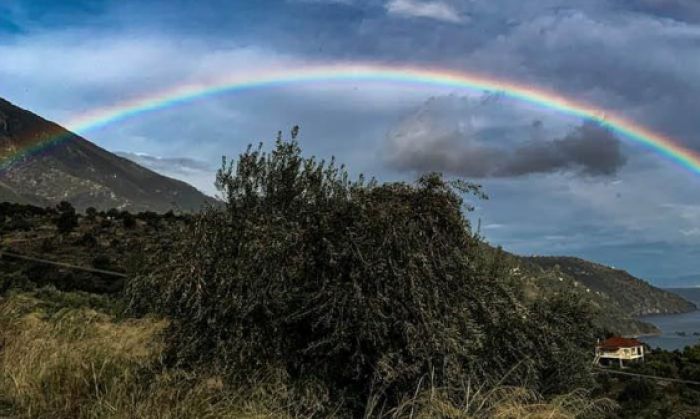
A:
[
  {"left": 2, "top": 213, "right": 32, "bottom": 231},
  {"left": 685, "top": 345, "right": 700, "bottom": 363},
  {"left": 121, "top": 211, "right": 137, "bottom": 228},
  {"left": 525, "top": 257, "right": 695, "bottom": 337},
  {"left": 75, "top": 231, "right": 98, "bottom": 247},
  {"left": 0, "top": 205, "right": 187, "bottom": 297},
  {"left": 127, "top": 135, "right": 596, "bottom": 412},
  {"left": 618, "top": 379, "right": 656, "bottom": 403},
  {"left": 526, "top": 296, "right": 597, "bottom": 393},
  {"left": 138, "top": 211, "right": 162, "bottom": 230},
  {"left": 85, "top": 206, "right": 97, "bottom": 220},
  {"left": 603, "top": 344, "right": 700, "bottom": 417},
  {"left": 54, "top": 201, "right": 78, "bottom": 234},
  {"left": 92, "top": 255, "right": 112, "bottom": 270}
]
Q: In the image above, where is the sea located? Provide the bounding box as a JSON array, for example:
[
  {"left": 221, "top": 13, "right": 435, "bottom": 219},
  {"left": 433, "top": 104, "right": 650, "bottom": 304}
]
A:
[{"left": 639, "top": 288, "right": 700, "bottom": 351}]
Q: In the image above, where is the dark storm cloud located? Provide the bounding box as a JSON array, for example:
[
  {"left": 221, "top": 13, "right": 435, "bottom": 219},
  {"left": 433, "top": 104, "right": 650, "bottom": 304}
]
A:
[
  {"left": 498, "top": 122, "right": 627, "bottom": 177},
  {"left": 388, "top": 121, "right": 626, "bottom": 178},
  {"left": 385, "top": 95, "right": 627, "bottom": 178}
]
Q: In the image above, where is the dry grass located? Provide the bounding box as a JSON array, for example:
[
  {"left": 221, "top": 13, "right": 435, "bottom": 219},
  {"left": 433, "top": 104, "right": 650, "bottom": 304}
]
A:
[
  {"left": 0, "top": 290, "right": 614, "bottom": 418},
  {"left": 0, "top": 291, "right": 301, "bottom": 419},
  {"left": 374, "top": 381, "right": 616, "bottom": 419},
  {"left": 0, "top": 291, "right": 161, "bottom": 418}
]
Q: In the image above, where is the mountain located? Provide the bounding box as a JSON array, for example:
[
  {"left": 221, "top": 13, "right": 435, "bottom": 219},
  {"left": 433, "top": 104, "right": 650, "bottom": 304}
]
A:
[
  {"left": 0, "top": 98, "right": 214, "bottom": 212},
  {"left": 520, "top": 256, "right": 697, "bottom": 336}
]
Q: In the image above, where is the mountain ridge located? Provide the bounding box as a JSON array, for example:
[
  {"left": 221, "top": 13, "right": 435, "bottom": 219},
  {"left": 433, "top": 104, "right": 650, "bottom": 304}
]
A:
[{"left": 0, "top": 98, "right": 214, "bottom": 212}]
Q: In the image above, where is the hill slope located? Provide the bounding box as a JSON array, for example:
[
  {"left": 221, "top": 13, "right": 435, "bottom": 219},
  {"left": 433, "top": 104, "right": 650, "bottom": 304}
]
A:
[
  {"left": 0, "top": 98, "right": 213, "bottom": 212},
  {"left": 520, "top": 256, "right": 696, "bottom": 336},
  {"left": 527, "top": 256, "right": 696, "bottom": 315}
]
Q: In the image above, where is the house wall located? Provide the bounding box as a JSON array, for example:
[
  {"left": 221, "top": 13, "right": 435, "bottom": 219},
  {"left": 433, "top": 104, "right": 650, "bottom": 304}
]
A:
[{"left": 597, "top": 345, "right": 644, "bottom": 360}]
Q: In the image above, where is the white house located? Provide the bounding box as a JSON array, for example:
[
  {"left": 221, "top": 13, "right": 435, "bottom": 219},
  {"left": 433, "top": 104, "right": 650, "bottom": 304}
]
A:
[{"left": 594, "top": 337, "right": 645, "bottom": 367}]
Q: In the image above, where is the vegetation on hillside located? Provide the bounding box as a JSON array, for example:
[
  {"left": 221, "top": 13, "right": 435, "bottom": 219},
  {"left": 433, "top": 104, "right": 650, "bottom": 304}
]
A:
[
  {"left": 593, "top": 345, "right": 700, "bottom": 418},
  {"left": 0, "top": 201, "right": 186, "bottom": 294},
  {"left": 513, "top": 257, "right": 671, "bottom": 337},
  {"left": 527, "top": 257, "right": 696, "bottom": 316}
]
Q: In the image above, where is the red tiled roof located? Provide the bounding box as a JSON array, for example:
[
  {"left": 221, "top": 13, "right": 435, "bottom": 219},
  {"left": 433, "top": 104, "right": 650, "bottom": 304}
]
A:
[{"left": 597, "top": 336, "right": 643, "bottom": 350}]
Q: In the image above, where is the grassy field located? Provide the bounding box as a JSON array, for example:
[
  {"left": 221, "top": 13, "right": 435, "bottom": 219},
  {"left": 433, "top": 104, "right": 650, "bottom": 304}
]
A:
[
  {"left": 0, "top": 289, "right": 276, "bottom": 418},
  {"left": 0, "top": 288, "right": 614, "bottom": 418}
]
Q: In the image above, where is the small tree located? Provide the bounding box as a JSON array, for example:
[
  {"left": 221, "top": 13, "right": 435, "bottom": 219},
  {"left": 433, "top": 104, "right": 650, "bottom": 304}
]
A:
[
  {"left": 54, "top": 201, "right": 78, "bottom": 234},
  {"left": 121, "top": 211, "right": 136, "bottom": 229},
  {"left": 85, "top": 207, "right": 98, "bottom": 221}
]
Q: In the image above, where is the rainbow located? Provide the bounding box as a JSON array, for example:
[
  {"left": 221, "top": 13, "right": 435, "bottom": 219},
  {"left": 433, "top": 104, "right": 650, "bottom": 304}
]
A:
[{"left": 3, "top": 64, "right": 700, "bottom": 174}]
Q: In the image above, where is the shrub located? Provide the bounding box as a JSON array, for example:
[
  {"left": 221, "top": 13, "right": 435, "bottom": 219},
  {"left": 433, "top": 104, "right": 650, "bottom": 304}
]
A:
[
  {"left": 121, "top": 211, "right": 137, "bottom": 229},
  {"left": 54, "top": 201, "right": 78, "bottom": 234},
  {"left": 40, "top": 237, "right": 56, "bottom": 252},
  {"left": 75, "top": 231, "right": 98, "bottom": 247},
  {"left": 618, "top": 379, "right": 656, "bottom": 404},
  {"left": 6, "top": 216, "right": 32, "bottom": 232},
  {"left": 106, "top": 208, "right": 121, "bottom": 219},
  {"left": 138, "top": 211, "right": 160, "bottom": 227},
  {"left": 127, "top": 136, "right": 596, "bottom": 412},
  {"left": 92, "top": 255, "right": 112, "bottom": 270},
  {"left": 85, "top": 206, "right": 97, "bottom": 221}
]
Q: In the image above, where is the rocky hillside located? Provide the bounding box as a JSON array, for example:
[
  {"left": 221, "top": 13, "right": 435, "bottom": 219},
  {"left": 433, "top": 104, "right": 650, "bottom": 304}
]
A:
[
  {"left": 0, "top": 98, "right": 214, "bottom": 212},
  {"left": 520, "top": 256, "right": 696, "bottom": 336},
  {"left": 527, "top": 257, "right": 696, "bottom": 315}
]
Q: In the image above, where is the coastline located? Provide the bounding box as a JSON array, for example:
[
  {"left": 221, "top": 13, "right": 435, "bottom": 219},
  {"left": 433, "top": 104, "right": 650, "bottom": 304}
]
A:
[{"left": 636, "top": 305, "right": 700, "bottom": 350}]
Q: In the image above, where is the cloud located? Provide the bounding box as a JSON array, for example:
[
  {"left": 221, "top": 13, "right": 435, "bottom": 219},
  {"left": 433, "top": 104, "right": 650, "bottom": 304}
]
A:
[
  {"left": 385, "top": 0, "right": 463, "bottom": 23},
  {"left": 116, "top": 152, "right": 213, "bottom": 173},
  {"left": 0, "top": 29, "right": 311, "bottom": 125},
  {"left": 497, "top": 122, "right": 627, "bottom": 177},
  {"left": 116, "top": 152, "right": 217, "bottom": 195},
  {"left": 385, "top": 95, "right": 627, "bottom": 177}
]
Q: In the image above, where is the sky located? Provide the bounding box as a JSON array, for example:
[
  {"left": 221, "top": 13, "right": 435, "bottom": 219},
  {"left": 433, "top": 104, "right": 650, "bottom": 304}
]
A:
[{"left": 1, "top": 0, "right": 700, "bottom": 286}]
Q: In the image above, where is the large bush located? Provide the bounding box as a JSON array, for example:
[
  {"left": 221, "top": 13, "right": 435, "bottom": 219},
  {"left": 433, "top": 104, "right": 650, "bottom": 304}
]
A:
[{"left": 127, "top": 134, "right": 595, "bottom": 411}]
